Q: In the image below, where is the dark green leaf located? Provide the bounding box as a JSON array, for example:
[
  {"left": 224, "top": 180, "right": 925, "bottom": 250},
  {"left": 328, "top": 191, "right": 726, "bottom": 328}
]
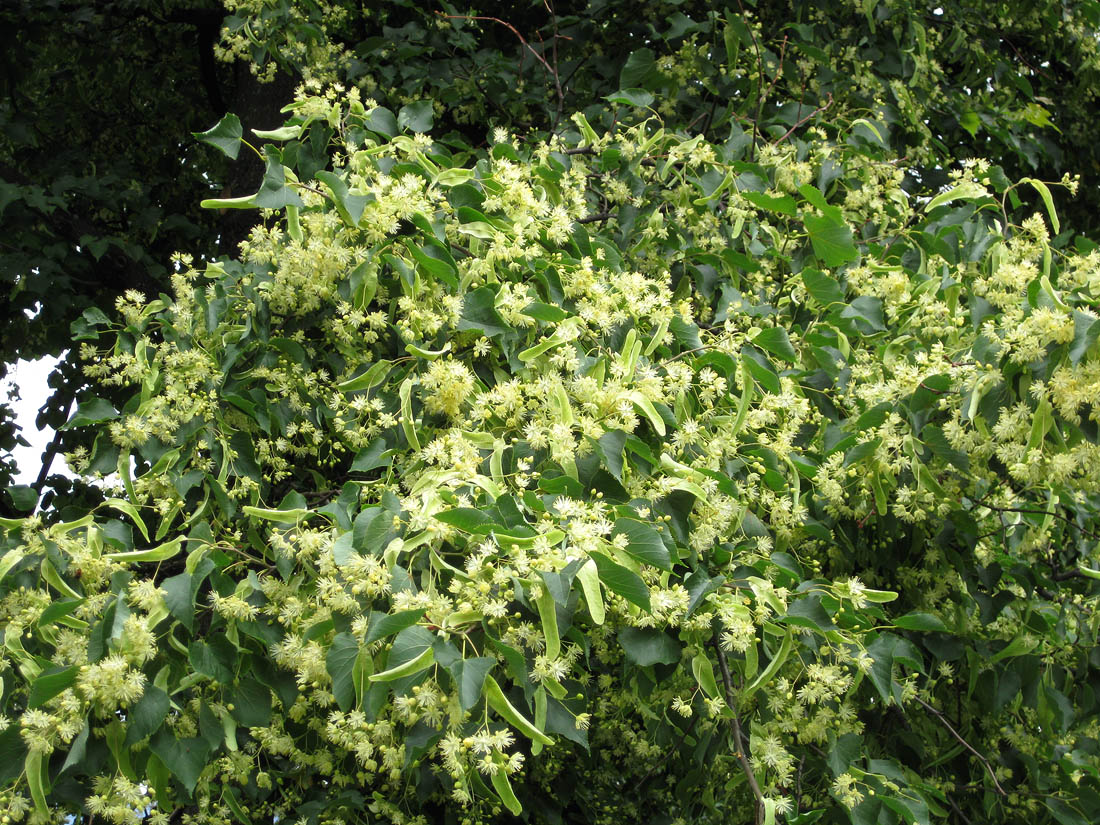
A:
[
  {"left": 403, "top": 720, "right": 443, "bottom": 768},
  {"left": 352, "top": 506, "right": 384, "bottom": 553},
  {"left": 254, "top": 146, "right": 303, "bottom": 209},
  {"left": 364, "top": 609, "right": 425, "bottom": 646},
  {"left": 406, "top": 240, "right": 457, "bottom": 287},
  {"left": 866, "top": 634, "right": 899, "bottom": 704},
  {"left": 398, "top": 100, "right": 434, "bottom": 133},
  {"left": 230, "top": 677, "right": 273, "bottom": 727},
  {"left": 386, "top": 626, "right": 436, "bottom": 670},
  {"left": 269, "top": 336, "right": 306, "bottom": 364},
  {"left": 189, "top": 636, "right": 236, "bottom": 684},
  {"left": 606, "top": 88, "right": 654, "bottom": 108},
  {"left": 316, "top": 170, "right": 370, "bottom": 227},
  {"left": 589, "top": 552, "right": 650, "bottom": 611},
  {"left": 1045, "top": 799, "right": 1091, "bottom": 825},
  {"left": 192, "top": 113, "right": 242, "bottom": 159},
  {"left": 539, "top": 559, "right": 583, "bottom": 605},
  {"left": 619, "top": 627, "right": 681, "bottom": 667},
  {"left": 459, "top": 287, "right": 509, "bottom": 337},
  {"left": 827, "top": 732, "right": 862, "bottom": 776},
  {"left": 805, "top": 213, "right": 858, "bottom": 267},
  {"left": 521, "top": 302, "right": 569, "bottom": 323},
  {"left": 332, "top": 531, "right": 354, "bottom": 566},
  {"left": 783, "top": 594, "right": 836, "bottom": 632},
  {"left": 7, "top": 485, "right": 37, "bottom": 511},
  {"left": 162, "top": 572, "right": 195, "bottom": 632},
  {"left": 742, "top": 347, "right": 781, "bottom": 394},
  {"left": 125, "top": 685, "right": 170, "bottom": 744},
  {"left": 893, "top": 612, "right": 948, "bottom": 632},
  {"left": 595, "top": 429, "right": 626, "bottom": 481},
  {"left": 365, "top": 107, "right": 398, "bottom": 137},
  {"left": 0, "top": 725, "right": 27, "bottom": 786},
  {"left": 839, "top": 296, "right": 885, "bottom": 334},
  {"left": 742, "top": 191, "right": 798, "bottom": 215},
  {"left": 620, "top": 48, "right": 659, "bottom": 89},
  {"left": 485, "top": 633, "right": 528, "bottom": 685},
  {"left": 434, "top": 508, "right": 499, "bottom": 533},
  {"left": 167, "top": 558, "right": 212, "bottom": 635},
  {"left": 685, "top": 566, "right": 724, "bottom": 616},
  {"left": 788, "top": 811, "right": 825, "bottom": 825},
  {"left": 38, "top": 598, "right": 83, "bottom": 627},
  {"left": 150, "top": 731, "right": 210, "bottom": 793},
  {"left": 197, "top": 703, "right": 222, "bottom": 758},
  {"left": 753, "top": 327, "right": 798, "bottom": 364},
  {"left": 252, "top": 656, "right": 298, "bottom": 711},
  {"left": 921, "top": 425, "right": 970, "bottom": 472},
  {"left": 28, "top": 665, "right": 77, "bottom": 709},
  {"left": 447, "top": 656, "right": 494, "bottom": 711},
  {"left": 1070, "top": 310, "right": 1100, "bottom": 365},
  {"left": 544, "top": 695, "right": 589, "bottom": 749},
  {"left": 612, "top": 518, "right": 672, "bottom": 571},
  {"left": 798, "top": 184, "right": 842, "bottom": 219},
  {"left": 670, "top": 317, "right": 703, "bottom": 350},
  {"left": 59, "top": 720, "right": 89, "bottom": 777},
  {"left": 802, "top": 268, "right": 846, "bottom": 305},
  {"left": 351, "top": 438, "right": 392, "bottom": 472},
  {"left": 1044, "top": 685, "right": 1075, "bottom": 732},
  {"left": 61, "top": 397, "right": 118, "bottom": 430},
  {"left": 769, "top": 552, "right": 803, "bottom": 580},
  {"left": 327, "top": 632, "right": 360, "bottom": 712}
]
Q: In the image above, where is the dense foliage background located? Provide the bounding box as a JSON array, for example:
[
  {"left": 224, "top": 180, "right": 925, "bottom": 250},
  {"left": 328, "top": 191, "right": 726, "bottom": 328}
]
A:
[{"left": 2, "top": 2, "right": 1100, "bottom": 824}]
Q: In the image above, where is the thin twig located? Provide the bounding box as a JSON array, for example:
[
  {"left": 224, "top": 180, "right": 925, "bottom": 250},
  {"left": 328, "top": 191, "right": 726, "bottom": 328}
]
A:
[
  {"left": 913, "top": 696, "right": 1007, "bottom": 796},
  {"left": 945, "top": 792, "right": 974, "bottom": 825},
  {"left": 762, "top": 35, "right": 788, "bottom": 102},
  {"left": 437, "top": 12, "right": 564, "bottom": 115},
  {"left": 638, "top": 713, "right": 700, "bottom": 788},
  {"left": 1001, "top": 36, "right": 1055, "bottom": 83},
  {"left": 662, "top": 332, "right": 737, "bottom": 364},
  {"left": 972, "top": 498, "right": 1100, "bottom": 542},
  {"left": 710, "top": 637, "right": 765, "bottom": 825},
  {"left": 543, "top": 0, "right": 564, "bottom": 127},
  {"left": 794, "top": 755, "right": 805, "bottom": 815},
  {"left": 1050, "top": 567, "right": 1084, "bottom": 581},
  {"left": 736, "top": 0, "right": 766, "bottom": 162},
  {"left": 775, "top": 94, "right": 834, "bottom": 144}
]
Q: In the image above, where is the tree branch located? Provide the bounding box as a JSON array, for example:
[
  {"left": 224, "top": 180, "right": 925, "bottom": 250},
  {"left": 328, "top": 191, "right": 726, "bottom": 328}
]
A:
[
  {"left": 32, "top": 392, "right": 73, "bottom": 492},
  {"left": 577, "top": 210, "right": 614, "bottom": 224},
  {"left": 913, "top": 695, "right": 1007, "bottom": 796},
  {"left": 710, "top": 637, "right": 765, "bottom": 825}
]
